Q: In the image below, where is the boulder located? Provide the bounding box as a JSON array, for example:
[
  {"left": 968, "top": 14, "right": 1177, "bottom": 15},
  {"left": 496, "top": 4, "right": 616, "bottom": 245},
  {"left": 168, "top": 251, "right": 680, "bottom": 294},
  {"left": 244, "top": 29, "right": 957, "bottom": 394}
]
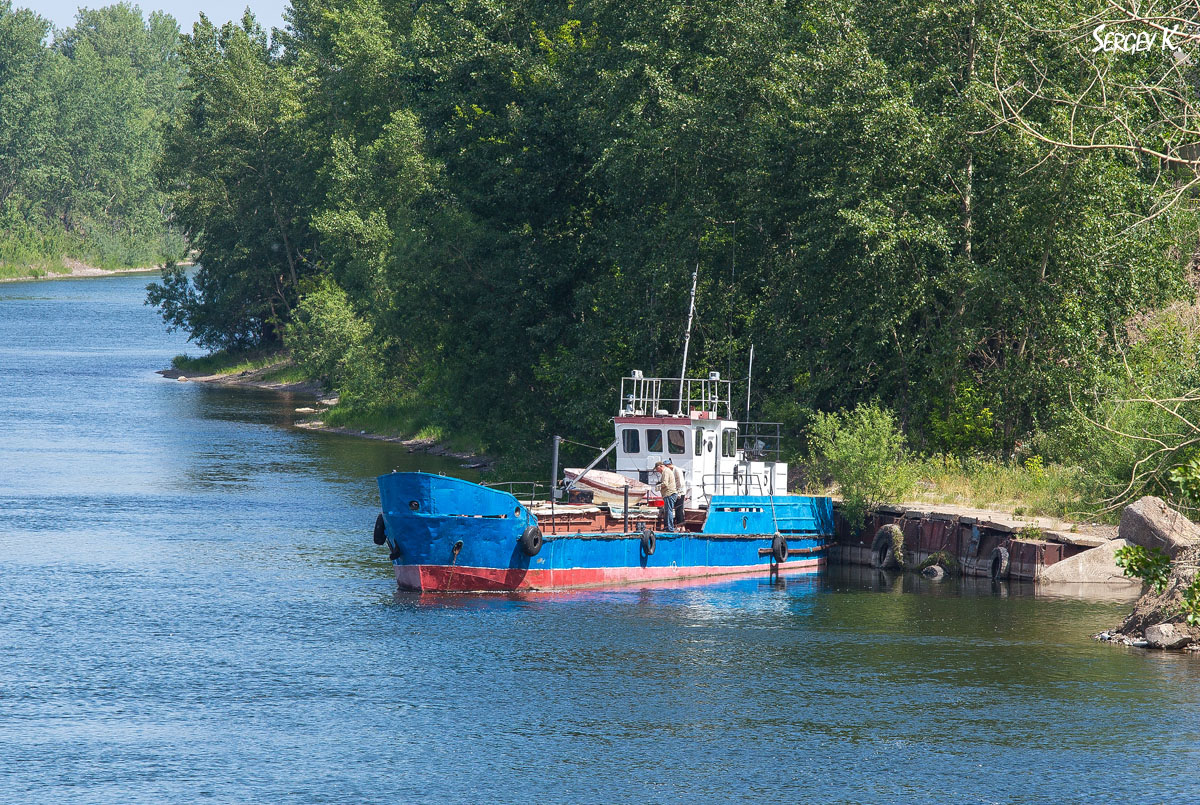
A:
[
  {"left": 921, "top": 565, "right": 945, "bottom": 581},
  {"left": 1038, "top": 538, "right": 1141, "bottom": 585},
  {"left": 1145, "top": 622, "right": 1195, "bottom": 650},
  {"left": 1119, "top": 496, "right": 1200, "bottom": 558}
]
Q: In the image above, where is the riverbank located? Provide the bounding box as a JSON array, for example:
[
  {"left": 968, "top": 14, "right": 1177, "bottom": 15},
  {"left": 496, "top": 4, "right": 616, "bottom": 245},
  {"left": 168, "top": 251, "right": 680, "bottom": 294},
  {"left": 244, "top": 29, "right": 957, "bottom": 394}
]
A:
[
  {"left": 159, "top": 356, "right": 492, "bottom": 466},
  {"left": 832, "top": 500, "right": 1132, "bottom": 591},
  {"left": 0, "top": 258, "right": 185, "bottom": 283}
]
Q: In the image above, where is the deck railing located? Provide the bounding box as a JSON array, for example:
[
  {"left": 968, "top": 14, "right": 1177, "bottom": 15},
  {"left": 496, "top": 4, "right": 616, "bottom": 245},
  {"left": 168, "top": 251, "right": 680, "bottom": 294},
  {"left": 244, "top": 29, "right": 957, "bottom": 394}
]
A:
[
  {"left": 738, "top": 422, "right": 783, "bottom": 461},
  {"left": 698, "top": 472, "right": 767, "bottom": 500},
  {"left": 618, "top": 374, "right": 733, "bottom": 419},
  {"left": 482, "top": 480, "right": 551, "bottom": 504}
]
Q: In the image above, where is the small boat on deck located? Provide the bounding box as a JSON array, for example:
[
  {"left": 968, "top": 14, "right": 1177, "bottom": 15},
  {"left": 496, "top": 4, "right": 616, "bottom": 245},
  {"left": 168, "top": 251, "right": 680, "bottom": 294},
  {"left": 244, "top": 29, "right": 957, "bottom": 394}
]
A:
[
  {"left": 560, "top": 467, "right": 656, "bottom": 505},
  {"left": 371, "top": 371, "right": 835, "bottom": 592}
]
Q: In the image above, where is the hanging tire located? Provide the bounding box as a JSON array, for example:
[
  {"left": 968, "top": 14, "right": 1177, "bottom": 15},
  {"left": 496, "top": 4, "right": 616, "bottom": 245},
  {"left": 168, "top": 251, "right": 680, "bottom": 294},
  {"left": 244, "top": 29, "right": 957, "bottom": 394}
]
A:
[
  {"left": 520, "top": 525, "right": 543, "bottom": 556},
  {"left": 771, "top": 534, "right": 789, "bottom": 563},
  {"left": 373, "top": 513, "right": 387, "bottom": 545},
  {"left": 871, "top": 524, "right": 904, "bottom": 570},
  {"left": 990, "top": 546, "right": 1010, "bottom": 580},
  {"left": 641, "top": 527, "right": 656, "bottom": 556}
]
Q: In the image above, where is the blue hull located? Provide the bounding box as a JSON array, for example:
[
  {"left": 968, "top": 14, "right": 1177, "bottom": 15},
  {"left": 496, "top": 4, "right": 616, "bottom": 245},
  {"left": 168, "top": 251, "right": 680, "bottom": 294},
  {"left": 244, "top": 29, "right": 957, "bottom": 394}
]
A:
[{"left": 376, "top": 472, "right": 834, "bottom": 591}]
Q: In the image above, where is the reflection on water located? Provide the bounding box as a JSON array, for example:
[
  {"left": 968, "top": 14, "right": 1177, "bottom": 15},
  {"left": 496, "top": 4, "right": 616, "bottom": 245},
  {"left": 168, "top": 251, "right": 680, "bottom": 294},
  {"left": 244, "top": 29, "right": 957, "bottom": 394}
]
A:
[{"left": 2, "top": 274, "right": 1200, "bottom": 804}]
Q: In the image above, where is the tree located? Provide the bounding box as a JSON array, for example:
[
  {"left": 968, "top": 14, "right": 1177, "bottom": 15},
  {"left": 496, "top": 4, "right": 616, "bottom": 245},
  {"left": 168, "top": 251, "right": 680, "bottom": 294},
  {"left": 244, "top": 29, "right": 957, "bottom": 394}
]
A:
[
  {"left": 0, "top": 2, "right": 53, "bottom": 210},
  {"left": 1, "top": 3, "right": 184, "bottom": 269},
  {"left": 151, "top": 13, "right": 319, "bottom": 349}
]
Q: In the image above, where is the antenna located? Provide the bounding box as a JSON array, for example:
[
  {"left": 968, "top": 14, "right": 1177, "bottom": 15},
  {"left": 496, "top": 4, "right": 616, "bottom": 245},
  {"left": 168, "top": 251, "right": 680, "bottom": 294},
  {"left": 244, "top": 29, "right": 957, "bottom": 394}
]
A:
[
  {"left": 677, "top": 262, "right": 700, "bottom": 415},
  {"left": 746, "top": 344, "right": 754, "bottom": 420}
]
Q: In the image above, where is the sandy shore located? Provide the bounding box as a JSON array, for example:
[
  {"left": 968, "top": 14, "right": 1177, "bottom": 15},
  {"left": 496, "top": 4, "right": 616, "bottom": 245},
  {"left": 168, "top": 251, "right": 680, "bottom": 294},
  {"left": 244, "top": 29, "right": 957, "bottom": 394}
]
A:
[
  {"left": 158, "top": 363, "right": 322, "bottom": 395},
  {"left": 0, "top": 258, "right": 181, "bottom": 283}
]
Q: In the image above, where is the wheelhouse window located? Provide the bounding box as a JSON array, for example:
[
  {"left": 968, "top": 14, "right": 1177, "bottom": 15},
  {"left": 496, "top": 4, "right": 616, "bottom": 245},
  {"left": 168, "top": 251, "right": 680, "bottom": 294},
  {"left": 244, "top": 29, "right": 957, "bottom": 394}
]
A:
[
  {"left": 722, "top": 428, "right": 737, "bottom": 458},
  {"left": 668, "top": 429, "right": 686, "bottom": 455},
  {"left": 646, "top": 429, "right": 663, "bottom": 453},
  {"left": 622, "top": 428, "right": 640, "bottom": 454},
  {"left": 694, "top": 429, "right": 704, "bottom": 456}
]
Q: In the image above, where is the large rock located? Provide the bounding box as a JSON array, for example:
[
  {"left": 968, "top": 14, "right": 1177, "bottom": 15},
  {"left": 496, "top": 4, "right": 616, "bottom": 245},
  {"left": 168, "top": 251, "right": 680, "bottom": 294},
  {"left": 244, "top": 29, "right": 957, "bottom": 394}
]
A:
[
  {"left": 1038, "top": 538, "right": 1141, "bottom": 585},
  {"left": 1119, "top": 496, "right": 1200, "bottom": 558},
  {"left": 1145, "top": 622, "right": 1195, "bottom": 649}
]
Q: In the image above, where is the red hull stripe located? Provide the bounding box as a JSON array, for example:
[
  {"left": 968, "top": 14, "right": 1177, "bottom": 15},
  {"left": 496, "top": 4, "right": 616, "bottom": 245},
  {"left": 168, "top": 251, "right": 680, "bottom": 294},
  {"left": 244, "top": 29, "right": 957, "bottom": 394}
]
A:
[{"left": 394, "top": 558, "right": 824, "bottom": 592}]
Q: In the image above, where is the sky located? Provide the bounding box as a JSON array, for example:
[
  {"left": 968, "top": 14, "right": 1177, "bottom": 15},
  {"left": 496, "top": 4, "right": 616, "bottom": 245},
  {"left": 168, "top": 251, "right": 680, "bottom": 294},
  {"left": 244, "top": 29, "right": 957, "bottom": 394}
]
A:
[{"left": 31, "top": 0, "right": 288, "bottom": 35}]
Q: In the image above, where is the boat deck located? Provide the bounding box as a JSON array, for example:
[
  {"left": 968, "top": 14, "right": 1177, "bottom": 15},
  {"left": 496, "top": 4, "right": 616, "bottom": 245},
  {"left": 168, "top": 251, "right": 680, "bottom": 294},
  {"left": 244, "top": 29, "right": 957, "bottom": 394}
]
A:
[{"left": 525, "top": 501, "right": 705, "bottom": 535}]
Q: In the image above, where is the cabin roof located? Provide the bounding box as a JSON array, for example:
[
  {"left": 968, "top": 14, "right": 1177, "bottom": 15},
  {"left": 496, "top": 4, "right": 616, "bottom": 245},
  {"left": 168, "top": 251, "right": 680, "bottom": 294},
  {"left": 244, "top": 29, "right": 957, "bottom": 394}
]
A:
[{"left": 615, "top": 415, "right": 733, "bottom": 426}]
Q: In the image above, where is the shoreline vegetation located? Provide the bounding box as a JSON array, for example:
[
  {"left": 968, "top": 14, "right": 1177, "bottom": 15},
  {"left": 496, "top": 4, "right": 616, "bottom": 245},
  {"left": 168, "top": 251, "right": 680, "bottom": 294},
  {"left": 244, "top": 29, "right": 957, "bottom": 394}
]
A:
[
  {"left": 10, "top": 2, "right": 1200, "bottom": 533},
  {"left": 0, "top": 259, "right": 191, "bottom": 283},
  {"left": 133, "top": 2, "right": 1200, "bottom": 534},
  {"left": 0, "top": 5, "right": 189, "bottom": 287},
  {"left": 161, "top": 350, "right": 492, "bottom": 466},
  {"left": 164, "top": 349, "right": 1095, "bottom": 521}
]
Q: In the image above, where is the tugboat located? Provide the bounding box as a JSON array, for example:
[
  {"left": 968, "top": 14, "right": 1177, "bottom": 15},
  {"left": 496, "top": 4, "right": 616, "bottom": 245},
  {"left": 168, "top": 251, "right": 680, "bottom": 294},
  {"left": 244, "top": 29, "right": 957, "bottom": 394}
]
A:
[{"left": 371, "top": 371, "right": 834, "bottom": 592}]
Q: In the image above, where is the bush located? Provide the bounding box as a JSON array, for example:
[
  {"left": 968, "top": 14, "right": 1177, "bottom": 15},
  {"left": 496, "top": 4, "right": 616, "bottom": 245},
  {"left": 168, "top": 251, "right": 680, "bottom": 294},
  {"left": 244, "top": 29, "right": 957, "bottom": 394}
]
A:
[
  {"left": 1181, "top": 576, "right": 1200, "bottom": 626},
  {"left": 1169, "top": 456, "right": 1200, "bottom": 506},
  {"left": 808, "top": 402, "right": 915, "bottom": 530},
  {"left": 928, "top": 382, "right": 997, "bottom": 455},
  {"left": 1114, "top": 544, "right": 1171, "bottom": 592},
  {"left": 285, "top": 277, "right": 376, "bottom": 394},
  {"left": 1045, "top": 307, "right": 1200, "bottom": 513}
]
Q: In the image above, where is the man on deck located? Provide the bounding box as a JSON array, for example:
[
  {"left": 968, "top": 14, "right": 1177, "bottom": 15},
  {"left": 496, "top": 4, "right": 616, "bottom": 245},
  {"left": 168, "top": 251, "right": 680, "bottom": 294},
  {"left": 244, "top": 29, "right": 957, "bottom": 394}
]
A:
[
  {"left": 667, "top": 460, "right": 687, "bottom": 531},
  {"left": 654, "top": 460, "right": 679, "bottom": 532}
]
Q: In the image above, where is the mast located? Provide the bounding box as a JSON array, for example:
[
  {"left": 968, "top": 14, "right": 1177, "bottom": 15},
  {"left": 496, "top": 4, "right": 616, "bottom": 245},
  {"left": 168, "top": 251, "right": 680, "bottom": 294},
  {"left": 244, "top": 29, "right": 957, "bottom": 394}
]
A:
[
  {"left": 746, "top": 343, "right": 754, "bottom": 420},
  {"left": 677, "top": 262, "right": 700, "bottom": 414}
]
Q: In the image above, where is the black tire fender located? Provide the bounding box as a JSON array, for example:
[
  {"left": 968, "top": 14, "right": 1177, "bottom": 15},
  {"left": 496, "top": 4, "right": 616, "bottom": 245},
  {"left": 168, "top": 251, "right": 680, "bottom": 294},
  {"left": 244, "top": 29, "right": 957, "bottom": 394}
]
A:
[
  {"left": 520, "top": 525, "right": 543, "bottom": 556},
  {"left": 373, "top": 513, "right": 387, "bottom": 546},
  {"left": 772, "top": 534, "right": 789, "bottom": 563},
  {"left": 990, "top": 546, "right": 1010, "bottom": 580},
  {"left": 641, "top": 527, "right": 656, "bottom": 556},
  {"left": 871, "top": 524, "right": 904, "bottom": 570}
]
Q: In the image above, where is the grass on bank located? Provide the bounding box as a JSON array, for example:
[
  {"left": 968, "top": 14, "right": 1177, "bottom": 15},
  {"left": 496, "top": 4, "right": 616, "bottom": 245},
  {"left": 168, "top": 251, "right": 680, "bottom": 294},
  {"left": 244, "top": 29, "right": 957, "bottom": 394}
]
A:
[
  {"left": 172, "top": 349, "right": 287, "bottom": 376},
  {"left": 906, "top": 455, "right": 1096, "bottom": 521},
  {"left": 321, "top": 399, "right": 485, "bottom": 456},
  {"left": 803, "top": 401, "right": 1106, "bottom": 525},
  {"left": 0, "top": 260, "right": 70, "bottom": 281},
  {"left": 174, "top": 350, "right": 488, "bottom": 454},
  {"left": 171, "top": 349, "right": 311, "bottom": 384},
  {"left": 804, "top": 455, "right": 1099, "bottom": 522}
]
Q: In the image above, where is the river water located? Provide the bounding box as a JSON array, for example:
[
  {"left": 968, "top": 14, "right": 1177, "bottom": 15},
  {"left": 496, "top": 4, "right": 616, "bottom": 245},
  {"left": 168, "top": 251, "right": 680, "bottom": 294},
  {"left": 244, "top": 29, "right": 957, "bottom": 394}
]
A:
[{"left": 1, "top": 273, "right": 1197, "bottom": 803}]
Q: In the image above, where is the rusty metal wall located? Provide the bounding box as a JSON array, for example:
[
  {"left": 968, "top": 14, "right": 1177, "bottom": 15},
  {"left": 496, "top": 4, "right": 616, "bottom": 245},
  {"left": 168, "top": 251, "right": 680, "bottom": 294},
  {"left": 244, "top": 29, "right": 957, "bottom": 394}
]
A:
[{"left": 829, "top": 504, "right": 1087, "bottom": 582}]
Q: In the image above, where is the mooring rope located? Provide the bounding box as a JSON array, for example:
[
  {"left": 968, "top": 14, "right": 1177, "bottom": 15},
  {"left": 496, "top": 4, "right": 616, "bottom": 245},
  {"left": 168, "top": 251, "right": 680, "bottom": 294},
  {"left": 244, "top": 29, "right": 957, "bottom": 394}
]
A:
[{"left": 557, "top": 437, "right": 609, "bottom": 453}]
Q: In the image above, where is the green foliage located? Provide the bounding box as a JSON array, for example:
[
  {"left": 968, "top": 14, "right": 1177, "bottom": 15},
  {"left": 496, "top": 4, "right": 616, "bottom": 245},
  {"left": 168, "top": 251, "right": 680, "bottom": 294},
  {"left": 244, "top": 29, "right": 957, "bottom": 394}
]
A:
[
  {"left": 1169, "top": 457, "right": 1200, "bottom": 506},
  {"left": 1045, "top": 307, "right": 1200, "bottom": 513},
  {"left": 1024, "top": 455, "right": 1045, "bottom": 482},
  {"left": 284, "top": 277, "right": 387, "bottom": 400},
  {"left": 809, "top": 403, "right": 915, "bottom": 529},
  {"left": 1114, "top": 545, "right": 1172, "bottom": 593},
  {"left": 150, "top": 12, "right": 317, "bottom": 349},
  {"left": 912, "top": 453, "right": 1095, "bottom": 519},
  {"left": 137, "top": 0, "right": 1200, "bottom": 468},
  {"left": 1181, "top": 576, "right": 1200, "bottom": 627},
  {"left": 919, "top": 550, "right": 958, "bottom": 571},
  {"left": 170, "top": 349, "right": 282, "bottom": 375},
  {"left": 929, "top": 384, "right": 997, "bottom": 456},
  {"left": 0, "top": 3, "right": 185, "bottom": 273}
]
